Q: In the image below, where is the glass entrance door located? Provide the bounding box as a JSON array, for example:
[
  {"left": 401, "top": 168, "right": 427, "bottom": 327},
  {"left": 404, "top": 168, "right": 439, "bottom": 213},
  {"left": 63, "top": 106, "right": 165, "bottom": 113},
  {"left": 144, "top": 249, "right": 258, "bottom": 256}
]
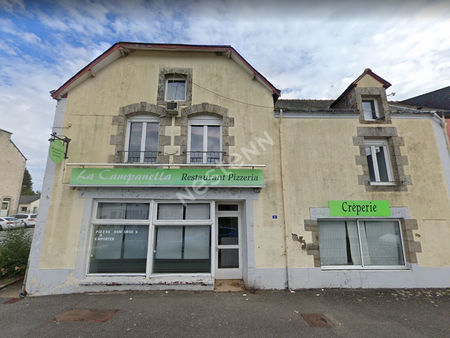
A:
[{"left": 215, "top": 204, "right": 242, "bottom": 279}]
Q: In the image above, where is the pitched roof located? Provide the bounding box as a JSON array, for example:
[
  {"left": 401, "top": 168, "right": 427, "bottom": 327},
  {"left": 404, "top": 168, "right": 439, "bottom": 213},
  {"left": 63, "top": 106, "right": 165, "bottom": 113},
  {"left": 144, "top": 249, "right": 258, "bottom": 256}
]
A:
[
  {"left": 51, "top": 42, "right": 281, "bottom": 100},
  {"left": 330, "top": 68, "right": 391, "bottom": 108},
  {"left": 19, "top": 195, "right": 40, "bottom": 204},
  {"left": 400, "top": 86, "right": 450, "bottom": 110},
  {"left": 0, "top": 128, "right": 27, "bottom": 160},
  {"left": 275, "top": 99, "right": 335, "bottom": 111}
]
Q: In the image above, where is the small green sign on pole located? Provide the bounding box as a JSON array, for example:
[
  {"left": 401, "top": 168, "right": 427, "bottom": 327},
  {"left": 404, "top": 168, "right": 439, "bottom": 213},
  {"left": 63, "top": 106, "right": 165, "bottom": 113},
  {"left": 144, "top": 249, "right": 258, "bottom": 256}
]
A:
[
  {"left": 329, "top": 200, "right": 391, "bottom": 217},
  {"left": 49, "top": 140, "right": 65, "bottom": 163}
]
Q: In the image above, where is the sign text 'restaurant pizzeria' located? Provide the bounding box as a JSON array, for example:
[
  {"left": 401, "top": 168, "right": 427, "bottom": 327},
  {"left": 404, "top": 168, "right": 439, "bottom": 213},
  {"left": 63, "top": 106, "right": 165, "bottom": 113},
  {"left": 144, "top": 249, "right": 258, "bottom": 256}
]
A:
[{"left": 70, "top": 168, "right": 264, "bottom": 187}]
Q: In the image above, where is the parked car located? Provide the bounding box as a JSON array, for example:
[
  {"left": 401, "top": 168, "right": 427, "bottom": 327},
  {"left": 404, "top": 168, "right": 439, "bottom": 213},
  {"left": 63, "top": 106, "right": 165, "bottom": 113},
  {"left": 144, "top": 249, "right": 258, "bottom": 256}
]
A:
[
  {"left": 0, "top": 217, "right": 21, "bottom": 230},
  {"left": 11, "top": 214, "right": 37, "bottom": 227}
]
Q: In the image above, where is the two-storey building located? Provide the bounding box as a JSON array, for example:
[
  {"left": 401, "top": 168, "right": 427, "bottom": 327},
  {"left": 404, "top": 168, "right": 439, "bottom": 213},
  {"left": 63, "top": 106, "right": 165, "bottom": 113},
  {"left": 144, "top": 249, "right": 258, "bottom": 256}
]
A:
[
  {"left": 0, "top": 128, "right": 26, "bottom": 217},
  {"left": 25, "top": 43, "right": 450, "bottom": 295}
]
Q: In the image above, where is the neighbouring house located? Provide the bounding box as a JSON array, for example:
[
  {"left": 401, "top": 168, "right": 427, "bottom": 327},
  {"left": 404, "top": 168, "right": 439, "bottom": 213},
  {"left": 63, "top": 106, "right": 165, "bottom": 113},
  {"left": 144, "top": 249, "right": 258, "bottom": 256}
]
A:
[
  {"left": 0, "top": 129, "right": 26, "bottom": 217},
  {"left": 400, "top": 86, "right": 450, "bottom": 110},
  {"left": 26, "top": 43, "right": 450, "bottom": 296},
  {"left": 18, "top": 195, "right": 40, "bottom": 214},
  {"left": 399, "top": 86, "right": 450, "bottom": 144}
]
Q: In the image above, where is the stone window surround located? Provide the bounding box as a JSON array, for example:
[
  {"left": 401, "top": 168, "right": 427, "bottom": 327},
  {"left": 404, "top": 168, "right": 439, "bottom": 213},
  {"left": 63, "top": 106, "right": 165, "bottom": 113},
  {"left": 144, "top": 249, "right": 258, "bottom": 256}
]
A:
[
  {"left": 173, "top": 103, "right": 235, "bottom": 164},
  {"left": 111, "top": 102, "right": 235, "bottom": 165},
  {"left": 157, "top": 68, "right": 193, "bottom": 107},
  {"left": 303, "top": 210, "right": 421, "bottom": 268},
  {"left": 111, "top": 102, "right": 172, "bottom": 164},
  {"left": 355, "top": 87, "right": 392, "bottom": 124},
  {"left": 353, "top": 126, "right": 412, "bottom": 192}
]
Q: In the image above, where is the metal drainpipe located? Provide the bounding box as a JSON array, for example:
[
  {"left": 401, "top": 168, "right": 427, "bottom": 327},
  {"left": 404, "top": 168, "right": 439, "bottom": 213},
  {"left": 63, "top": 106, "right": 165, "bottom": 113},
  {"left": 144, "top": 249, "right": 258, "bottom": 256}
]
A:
[{"left": 278, "top": 108, "right": 291, "bottom": 290}]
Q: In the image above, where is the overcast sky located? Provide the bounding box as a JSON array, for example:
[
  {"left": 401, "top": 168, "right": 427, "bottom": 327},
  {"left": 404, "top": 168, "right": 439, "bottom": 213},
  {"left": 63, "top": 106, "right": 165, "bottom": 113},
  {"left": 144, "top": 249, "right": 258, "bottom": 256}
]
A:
[{"left": 1, "top": 0, "right": 449, "bottom": 191}]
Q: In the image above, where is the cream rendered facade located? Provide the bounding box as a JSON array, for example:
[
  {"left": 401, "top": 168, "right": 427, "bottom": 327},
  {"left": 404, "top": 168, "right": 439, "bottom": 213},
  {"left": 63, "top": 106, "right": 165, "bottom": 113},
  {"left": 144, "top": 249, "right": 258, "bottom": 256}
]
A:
[
  {"left": 0, "top": 129, "right": 26, "bottom": 217},
  {"left": 25, "top": 44, "right": 450, "bottom": 295}
]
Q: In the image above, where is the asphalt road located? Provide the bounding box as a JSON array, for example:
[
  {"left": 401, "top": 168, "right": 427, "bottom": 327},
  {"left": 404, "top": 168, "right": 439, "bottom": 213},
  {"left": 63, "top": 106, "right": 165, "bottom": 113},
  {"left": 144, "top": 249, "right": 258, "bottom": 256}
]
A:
[{"left": 0, "top": 281, "right": 449, "bottom": 338}]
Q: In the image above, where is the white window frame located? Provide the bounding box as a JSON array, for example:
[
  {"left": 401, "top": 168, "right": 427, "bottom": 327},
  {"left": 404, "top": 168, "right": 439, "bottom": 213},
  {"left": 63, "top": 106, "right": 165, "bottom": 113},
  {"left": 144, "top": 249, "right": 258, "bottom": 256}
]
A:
[
  {"left": 85, "top": 200, "right": 216, "bottom": 279},
  {"left": 365, "top": 139, "right": 394, "bottom": 185},
  {"left": 86, "top": 200, "right": 153, "bottom": 277},
  {"left": 187, "top": 115, "right": 222, "bottom": 164},
  {"left": 215, "top": 203, "right": 242, "bottom": 279},
  {"left": 1, "top": 200, "right": 9, "bottom": 210},
  {"left": 124, "top": 115, "right": 159, "bottom": 163},
  {"left": 151, "top": 201, "right": 215, "bottom": 277},
  {"left": 362, "top": 99, "right": 380, "bottom": 121},
  {"left": 165, "top": 77, "right": 187, "bottom": 102},
  {"left": 0, "top": 199, "right": 10, "bottom": 217},
  {"left": 319, "top": 218, "right": 408, "bottom": 270}
]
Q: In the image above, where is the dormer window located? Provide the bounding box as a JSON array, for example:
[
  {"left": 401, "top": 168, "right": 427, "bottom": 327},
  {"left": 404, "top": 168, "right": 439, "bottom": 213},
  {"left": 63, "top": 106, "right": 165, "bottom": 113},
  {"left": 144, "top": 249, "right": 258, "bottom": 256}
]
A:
[
  {"left": 362, "top": 99, "right": 379, "bottom": 120},
  {"left": 165, "top": 77, "right": 186, "bottom": 101}
]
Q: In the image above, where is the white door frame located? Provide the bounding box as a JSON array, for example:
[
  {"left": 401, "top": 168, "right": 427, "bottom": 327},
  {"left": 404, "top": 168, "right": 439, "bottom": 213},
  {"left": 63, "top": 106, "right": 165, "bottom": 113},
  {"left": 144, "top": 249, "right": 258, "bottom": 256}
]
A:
[
  {"left": 215, "top": 202, "right": 242, "bottom": 279},
  {"left": 0, "top": 199, "right": 9, "bottom": 217}
]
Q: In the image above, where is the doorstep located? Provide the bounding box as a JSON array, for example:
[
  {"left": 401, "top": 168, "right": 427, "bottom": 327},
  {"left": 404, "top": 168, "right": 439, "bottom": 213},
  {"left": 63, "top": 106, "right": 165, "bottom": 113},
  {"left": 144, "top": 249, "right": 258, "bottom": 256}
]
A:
[{"left": 214, "top": 279, "right": 245, "bottom": 292}]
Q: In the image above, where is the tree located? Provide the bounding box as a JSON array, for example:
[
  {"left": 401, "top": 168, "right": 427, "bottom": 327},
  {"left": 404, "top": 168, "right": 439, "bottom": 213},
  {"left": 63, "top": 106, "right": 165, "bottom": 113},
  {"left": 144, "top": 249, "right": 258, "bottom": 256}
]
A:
[{"left": 21, "top": 168, "right": 36, "bottom": 196}]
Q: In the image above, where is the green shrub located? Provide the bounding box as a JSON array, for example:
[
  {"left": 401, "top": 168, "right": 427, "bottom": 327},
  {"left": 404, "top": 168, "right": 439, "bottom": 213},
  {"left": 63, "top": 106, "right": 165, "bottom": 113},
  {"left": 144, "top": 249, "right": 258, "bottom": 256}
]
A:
[{"left": 0, "top": 229, "right": 31, "bottom": 278}]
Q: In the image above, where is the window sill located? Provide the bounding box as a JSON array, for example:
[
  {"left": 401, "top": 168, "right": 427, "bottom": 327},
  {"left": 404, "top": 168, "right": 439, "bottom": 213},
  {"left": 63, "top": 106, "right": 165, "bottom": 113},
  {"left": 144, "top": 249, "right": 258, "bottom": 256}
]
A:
[
  {"left": 321, "top": 266, "right": 409, "bottom": 271},
  {"left": 80, "top": 273, "right": 214, "bottom": 286},
  {"left": 369, "top": 181, "right": 396, "bottom": 186}
]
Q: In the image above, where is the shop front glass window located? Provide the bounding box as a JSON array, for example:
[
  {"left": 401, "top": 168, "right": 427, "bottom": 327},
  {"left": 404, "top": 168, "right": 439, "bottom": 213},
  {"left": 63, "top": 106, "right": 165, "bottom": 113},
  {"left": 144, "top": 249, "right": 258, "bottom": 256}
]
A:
[
  {"left": 89, "top": 203, "right": 150, "bottom": 274},
  {"left": 318, "top": 219, "right": 405, "bottom": 267},
  {"left": 157, "top": 203, "right": 210, "bottom": 220},
  {"left": 153, "top": 226, "right": 211, "bottom": 273},
  {"left": 97, "top": 203, "right": 149, "bottom": 219},
  {"left": 153, "top": 203, "right": 212, "bottom": 273},
  {"left": 89, "top": 224, "right": 149, "bottom": 273}
]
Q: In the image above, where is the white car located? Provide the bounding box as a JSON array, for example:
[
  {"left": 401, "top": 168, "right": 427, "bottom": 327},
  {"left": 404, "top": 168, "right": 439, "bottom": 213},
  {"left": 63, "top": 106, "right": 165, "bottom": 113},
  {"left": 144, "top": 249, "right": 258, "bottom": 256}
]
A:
[
  {"left": 0, "top": 217, "right": 21, "bottom": 230},
  {"left": 11, "top": 214, "right": 37, "bottom": 227}
]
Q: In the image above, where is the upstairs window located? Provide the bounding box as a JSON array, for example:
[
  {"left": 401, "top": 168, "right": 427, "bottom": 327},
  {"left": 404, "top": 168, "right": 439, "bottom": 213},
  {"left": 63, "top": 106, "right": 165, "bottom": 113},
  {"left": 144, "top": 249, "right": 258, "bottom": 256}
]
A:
[
  {"left": 125, "top": 115, "right": 159, "bottom": 163},
  {"left": 188, "top": 115, "right": 222, "bottom": 163},
  {"left": 362, "top": 99, "right": 379, "bottom": 120},
  {"left": 365, "top": 140, "right": 393, "bottom": 184},
  {"left": 165, "top": 77, "right": 186, "bottom": 101}
]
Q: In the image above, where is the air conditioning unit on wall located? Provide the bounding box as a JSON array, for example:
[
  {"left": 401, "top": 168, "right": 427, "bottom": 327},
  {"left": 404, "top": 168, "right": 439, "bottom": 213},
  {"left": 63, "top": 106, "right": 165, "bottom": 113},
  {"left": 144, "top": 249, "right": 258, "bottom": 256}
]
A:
[{"left": 167, "top": 101, "right": 177, "bottom": 110}]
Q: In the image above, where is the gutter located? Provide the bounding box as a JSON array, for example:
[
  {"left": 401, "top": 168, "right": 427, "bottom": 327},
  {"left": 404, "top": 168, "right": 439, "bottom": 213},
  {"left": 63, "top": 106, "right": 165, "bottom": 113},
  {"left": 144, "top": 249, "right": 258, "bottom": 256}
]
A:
[
  {"left": 51, "top": 42, "right": 281, "bottom": 100},
  {"left": 431, "top": 112, "right": 450, "bottom": 156},
  {"left": 390, "top": 104, "right": 450, "bottom": 155}
]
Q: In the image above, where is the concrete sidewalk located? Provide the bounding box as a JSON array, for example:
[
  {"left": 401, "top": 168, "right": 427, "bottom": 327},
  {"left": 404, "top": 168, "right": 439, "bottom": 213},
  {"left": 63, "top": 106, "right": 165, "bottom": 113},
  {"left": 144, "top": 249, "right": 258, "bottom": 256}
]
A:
[{"left": 0, "top": 280, "right": 449, "bottom": 337}]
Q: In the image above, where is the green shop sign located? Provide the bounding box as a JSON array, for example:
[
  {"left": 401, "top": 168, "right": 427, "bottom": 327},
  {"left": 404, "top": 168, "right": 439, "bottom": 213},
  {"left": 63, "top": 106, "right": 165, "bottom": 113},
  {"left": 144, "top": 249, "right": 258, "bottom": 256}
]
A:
[
  {"left": 49, "top": 140, "right": 65, "bottom": 163},
  {"left": 70, "top": 168, "right": 264, "bottom": 187},
  {"left": 329, "top": 200, "right": 391, "bottom": 217}
]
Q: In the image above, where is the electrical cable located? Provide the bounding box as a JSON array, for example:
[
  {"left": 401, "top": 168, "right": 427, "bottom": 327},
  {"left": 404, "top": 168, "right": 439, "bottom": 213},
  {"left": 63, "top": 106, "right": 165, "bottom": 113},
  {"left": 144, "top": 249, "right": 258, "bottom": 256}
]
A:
[
  {"left": 192, "top": 82, "right": 275, "bottom": 109},
  {"left": 67, "top": 82, "right": 276, "bottom": 117}
]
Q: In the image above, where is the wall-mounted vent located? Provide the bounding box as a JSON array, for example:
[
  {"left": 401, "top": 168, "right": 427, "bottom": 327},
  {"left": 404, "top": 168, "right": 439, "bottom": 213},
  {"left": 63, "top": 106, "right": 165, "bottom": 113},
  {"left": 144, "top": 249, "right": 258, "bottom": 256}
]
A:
[{"left": 167, "top": 101, "right": 178, "bottom": 110}]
